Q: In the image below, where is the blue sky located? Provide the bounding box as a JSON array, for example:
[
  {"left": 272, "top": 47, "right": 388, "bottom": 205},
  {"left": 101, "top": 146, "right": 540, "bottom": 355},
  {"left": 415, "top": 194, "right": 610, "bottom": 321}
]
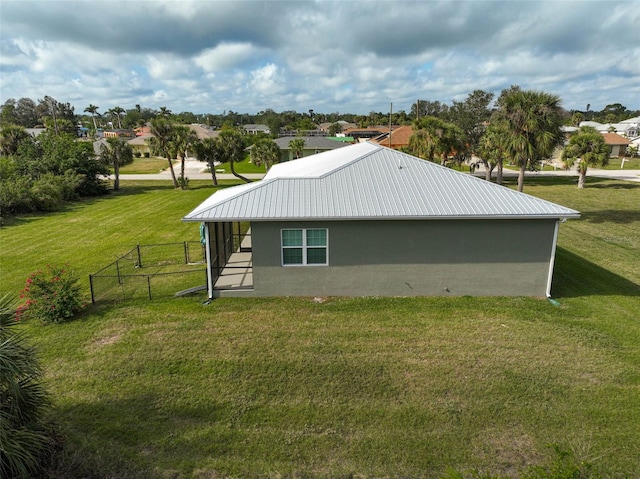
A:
[{"left": 1, "top": 0, "right": 638, "bottom": 116}]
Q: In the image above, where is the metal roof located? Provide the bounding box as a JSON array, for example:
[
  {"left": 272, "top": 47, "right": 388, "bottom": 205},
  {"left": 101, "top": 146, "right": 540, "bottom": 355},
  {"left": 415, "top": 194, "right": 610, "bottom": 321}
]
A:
[{"left": 183, "top": 142, "right": 580, "bottom": 222}]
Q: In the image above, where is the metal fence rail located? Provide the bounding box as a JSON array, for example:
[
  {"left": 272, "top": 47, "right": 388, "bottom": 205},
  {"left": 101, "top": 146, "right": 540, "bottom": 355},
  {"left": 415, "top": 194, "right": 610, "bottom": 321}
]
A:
[{"left": 89, "top": 242, "right": 206, "bottom": 303}]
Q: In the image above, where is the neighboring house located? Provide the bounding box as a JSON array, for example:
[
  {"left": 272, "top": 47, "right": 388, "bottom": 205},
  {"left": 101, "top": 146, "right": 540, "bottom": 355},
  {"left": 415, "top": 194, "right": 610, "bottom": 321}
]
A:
[
  {"left": 342, "top": 126, "right": 390, "bottom": 141},
  {"left": 602, "top": 132, "right": 632, "bottom": 157},
  {"left": 318, "top": 121, "right": 356, "bottom": 133},
  {"left": 188, "top": 123, "right": 219, "bottom": 140},
  {"left": 134, "top": 125, "right": 151, "bottom": 136},
  {"left": 271, "top": 136, "right": 349, "bottom": 162},
  {"left": 183, "top": 142, "right": 579, "bottom": 299},
  {"left": 103, "top": 129, "right": 135, "bottom": 139},
  {"left": 371, "top": 125, "right": 414, "bottom": 149},
  {"left": 127, "top": 133, "right": 154, "bottom": 157},
  {"left": 579, "top": 118, "right": 640, "bottom": 138},
  {"left": 243, "top": 124, "right": 270, "bottom": 135},
  {"left": 92, "top": 138, "right": 109, "bottom": 156}
]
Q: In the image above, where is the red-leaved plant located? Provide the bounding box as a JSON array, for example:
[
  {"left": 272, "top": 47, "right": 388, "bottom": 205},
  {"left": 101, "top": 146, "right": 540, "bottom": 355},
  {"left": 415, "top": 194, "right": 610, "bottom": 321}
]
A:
[{"left": 16, "top": 264, "right": 84, "bottom": 323}]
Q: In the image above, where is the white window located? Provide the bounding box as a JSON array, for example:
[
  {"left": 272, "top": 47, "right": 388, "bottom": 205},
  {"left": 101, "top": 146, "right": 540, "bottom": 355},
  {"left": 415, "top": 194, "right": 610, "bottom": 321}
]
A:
[{"left": 281, "top": 228, "right": 328, "bottom": 266}]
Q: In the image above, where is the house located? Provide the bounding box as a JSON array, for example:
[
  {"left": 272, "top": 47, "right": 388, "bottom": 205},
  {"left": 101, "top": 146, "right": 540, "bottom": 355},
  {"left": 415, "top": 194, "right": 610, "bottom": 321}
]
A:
[
  {"left": 243, "top": 124, "right": 270, "bottom": 135},
  {"left": 371, "top": 125, "right": 414, "bottom": 149},
  {"left": 270, "top": 136, "right": 349, "bottom": 162},
  {"left": 342, "top": 126, "right": 390, "bottom": 141},
  {"left": 103, "top": 129, "right": 135, "bottom": 139},
  {"left": 183, "top": 142, "right": 580, "bottom": 299},
  {"left": 602, "top": 132, "right": 632, "bottom": 157},
  {"left": 127, "top": 133, "right": 154, "bottom": 157}
]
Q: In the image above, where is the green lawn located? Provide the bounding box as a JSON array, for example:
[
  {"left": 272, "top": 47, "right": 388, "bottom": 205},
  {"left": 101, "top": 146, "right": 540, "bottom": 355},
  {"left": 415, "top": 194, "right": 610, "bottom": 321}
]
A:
[
  {"left": 210, "top": 156, "right": 268, "bottom": 174},
  {"left": 119, "top": 156, "right": 172, "bottom": 174},
  {"left": 1, "top": 177, "right": 639, "bottom": 478}
]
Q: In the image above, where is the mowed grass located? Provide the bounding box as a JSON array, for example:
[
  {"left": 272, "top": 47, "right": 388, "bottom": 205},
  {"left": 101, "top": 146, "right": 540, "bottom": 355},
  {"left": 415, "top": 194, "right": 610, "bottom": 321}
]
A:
[
  {"left": 119, "top": 156, "right": 172, "bottom": 174},
  {"left": 1, "top": 177, "right": 639, "bottom": 478}
]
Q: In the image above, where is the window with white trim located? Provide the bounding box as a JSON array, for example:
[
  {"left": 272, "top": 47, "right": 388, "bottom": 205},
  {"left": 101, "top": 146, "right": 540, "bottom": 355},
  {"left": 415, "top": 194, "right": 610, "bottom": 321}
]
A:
[{"left": 281, "top": 228, "right": 328, "bottom": 266}]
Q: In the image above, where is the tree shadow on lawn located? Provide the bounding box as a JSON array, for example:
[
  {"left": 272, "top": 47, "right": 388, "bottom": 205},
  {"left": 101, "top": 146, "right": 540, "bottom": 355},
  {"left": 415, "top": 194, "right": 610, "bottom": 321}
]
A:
[
  {"left": 552, "top": 247, "right": 639, "bottom": 298},
  {"left": 52, "top": 394, "right": 233, "bottom": 478},
  {"left": 579, "top": 209, "right": 640, "bottom": 224}
]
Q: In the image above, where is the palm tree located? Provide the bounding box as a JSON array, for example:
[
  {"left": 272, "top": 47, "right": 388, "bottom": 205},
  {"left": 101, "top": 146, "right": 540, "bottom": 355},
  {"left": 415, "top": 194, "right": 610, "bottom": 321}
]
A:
[
  {"left": 289, "top": 138, "right": 305, "bottom": 159},
  {"left": 408, "top": 116, "right": 449, "bottom": 162},
  {"left": 0, "top": 293, "right": 51, "bottom": 478},
  {"left": 194, "top": 137, "right": 223, "bottom": 186},
  {"left": 148, "top": 118, "right": 179, "bottom": 188},
  {"left": 561, "top": 126, "right": 609, "bottom": 188},
  {"left": 158, "top": 106, "right": 172, "bottom": 118},
  {"left": 0, "top": 123, "right": 29, "bottom": 155},
  {"left": 250, "top": 138, "right": 281, "bottom": 172},
  {"left": 497, "top": 89, "right": 564, "bottom": 192},
  {"left": 220, "top": 129, "right": 250, "bottom": 183},
  {"left": 171, "top": 125, "right": 198, "bottom": 189},
  {"left": 477, "top": 121, "right": 510, "bottom": 183},
  {"left": 106, "top": 107, "right": 125, "bottom": 129},
  {"left": 84, "top": 104, "right": 99, "bottom": 131},
  {"left": 99, "top": 137, "right": 134, "bottom": 190}
]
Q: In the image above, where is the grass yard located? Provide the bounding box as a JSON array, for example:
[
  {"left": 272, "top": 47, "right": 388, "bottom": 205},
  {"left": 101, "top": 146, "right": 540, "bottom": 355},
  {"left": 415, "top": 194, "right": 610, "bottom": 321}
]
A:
[
  {"left": 118, "top": 156, "right": 174, "bottom": 174},
  {"left": 210, "top": 156, "right": 270, "bottom": 175},
  {"left": 1, "top": 177, "right": 639, "bottom": 478}
]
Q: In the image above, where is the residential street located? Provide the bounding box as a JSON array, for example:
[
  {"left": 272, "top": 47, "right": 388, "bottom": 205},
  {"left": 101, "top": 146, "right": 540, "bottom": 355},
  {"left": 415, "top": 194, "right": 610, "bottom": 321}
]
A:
[{"left": 113, "top": 157, "right": 640, "bottom": 183}]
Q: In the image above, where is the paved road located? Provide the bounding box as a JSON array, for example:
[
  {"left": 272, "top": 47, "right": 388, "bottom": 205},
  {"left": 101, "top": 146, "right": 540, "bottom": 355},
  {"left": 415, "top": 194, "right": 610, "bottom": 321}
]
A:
[{"left": 112, "top": 158, "right": 640, "bottom": 183}]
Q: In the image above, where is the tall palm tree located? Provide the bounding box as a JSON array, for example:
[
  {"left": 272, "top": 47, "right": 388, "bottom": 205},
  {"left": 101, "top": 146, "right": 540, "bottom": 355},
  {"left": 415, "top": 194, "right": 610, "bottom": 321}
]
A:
[
  {"left": 106, "top": 106, "right": 125, "bottom": 129},
  {"left": 250, "top": 138, "right": 281, "bottom": 172},
  {"left": 148, "top": 118, "right": 179, "bottom": 188},
  {"left": 99, "top": 137, "right": 134, "bottom": 190},
  {"left": 194, "top": 137, "right": 223, "bottom": 186},
  {"left": 498, "top": 89, "right": 564, "bottom": 192},
  {"left": 171, "top": 125, "right": 198, "bottom": 189},
  {"left": 158, "top": 106, "right": 172, "bottom": 118},
  {"left": 220, "top": 129, "right": 250, "bottom": 183},
  {"left": 288, "top": 138, "right": 305, "bottom": 159},
  {"left": 561, "top": 126, "right": 609, "bottom": 188},
  {"left": 84, "top": 104, "right": 99, "bottom": 131}
]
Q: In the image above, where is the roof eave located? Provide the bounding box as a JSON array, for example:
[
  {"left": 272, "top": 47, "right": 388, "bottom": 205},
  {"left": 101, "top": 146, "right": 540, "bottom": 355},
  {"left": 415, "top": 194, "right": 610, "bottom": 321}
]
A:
[{"left": 183, "top": 213, "right": 581, "bottom": 223}]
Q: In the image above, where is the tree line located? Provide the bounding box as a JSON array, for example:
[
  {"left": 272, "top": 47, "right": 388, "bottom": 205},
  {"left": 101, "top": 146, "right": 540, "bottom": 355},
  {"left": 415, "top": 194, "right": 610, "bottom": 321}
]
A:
[
  {"left": 1, "top": 87, "right": 635, "bottom": 220},
  {"left": 2, "top": 94, "right": 636, "bottom": 134}
]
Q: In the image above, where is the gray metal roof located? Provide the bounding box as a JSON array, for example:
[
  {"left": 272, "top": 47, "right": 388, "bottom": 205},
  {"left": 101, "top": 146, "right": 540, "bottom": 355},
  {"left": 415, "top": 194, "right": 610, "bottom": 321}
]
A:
[{"left": 183, "top": 142, "right": 580, "bottom": 222}]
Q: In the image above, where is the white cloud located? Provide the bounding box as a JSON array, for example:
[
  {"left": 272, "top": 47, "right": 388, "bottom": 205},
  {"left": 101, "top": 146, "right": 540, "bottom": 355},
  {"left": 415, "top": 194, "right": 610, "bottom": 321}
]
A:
[
  {"left": 249, "top": 63, "right": 285, "bottom": 95},
  {"left": 194, "top": 43, "right": 259, "bottom": 73}
]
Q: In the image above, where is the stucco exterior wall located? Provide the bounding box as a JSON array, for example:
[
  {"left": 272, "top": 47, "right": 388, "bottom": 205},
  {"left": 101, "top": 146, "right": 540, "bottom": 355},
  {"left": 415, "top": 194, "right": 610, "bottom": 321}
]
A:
[{"left": 248, "top": 219, "right": 558, "bottom": 297}]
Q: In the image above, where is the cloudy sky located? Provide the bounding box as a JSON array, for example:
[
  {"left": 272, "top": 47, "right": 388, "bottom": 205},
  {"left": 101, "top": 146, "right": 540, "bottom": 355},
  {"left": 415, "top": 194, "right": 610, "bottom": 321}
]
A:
[{"left": 1, "top": 0, "right": 638, "bottom": 116}]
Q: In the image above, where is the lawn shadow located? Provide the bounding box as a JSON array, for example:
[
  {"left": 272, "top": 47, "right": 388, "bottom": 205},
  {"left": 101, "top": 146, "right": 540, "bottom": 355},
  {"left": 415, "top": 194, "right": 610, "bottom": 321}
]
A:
[
  {"left": 580, "top": 209, "right": 640, "bottom": 224},
  {"left": 552, "top": 247, "right": 639, "bottom": 298},
  {"left": 52, "top": 394, "right": 232, "bottom": 478}
]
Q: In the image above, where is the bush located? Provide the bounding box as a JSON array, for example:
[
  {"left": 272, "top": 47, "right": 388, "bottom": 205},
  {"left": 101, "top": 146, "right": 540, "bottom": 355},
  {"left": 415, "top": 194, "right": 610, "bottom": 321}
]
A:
[
  {"left": 17, "top": 265, "right": 84, "bottom": 324},
  {"left": 0, "top": 293, "right": 52, "bottom": 478}
]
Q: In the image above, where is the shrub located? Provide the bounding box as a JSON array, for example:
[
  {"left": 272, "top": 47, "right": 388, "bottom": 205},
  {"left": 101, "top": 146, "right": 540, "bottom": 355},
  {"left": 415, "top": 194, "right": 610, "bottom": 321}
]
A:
[
  {"left": 0, "top": 293, "right": 52, "bottom": 478},
  {"left": 17, "top": 265, "right": 84, "bottom": 324}
]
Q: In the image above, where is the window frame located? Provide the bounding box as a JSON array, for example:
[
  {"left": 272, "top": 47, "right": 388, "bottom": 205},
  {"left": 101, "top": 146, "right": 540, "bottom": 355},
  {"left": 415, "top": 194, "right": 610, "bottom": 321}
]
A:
[{"left": 281, "top": 228, "right": 329, "bottom": 266}]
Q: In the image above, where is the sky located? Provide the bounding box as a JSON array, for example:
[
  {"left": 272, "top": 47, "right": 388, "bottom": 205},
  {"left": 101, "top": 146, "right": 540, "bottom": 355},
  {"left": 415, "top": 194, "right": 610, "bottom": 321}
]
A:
[{"left": 1, "top": 0, "right": 639, "bottom": 116}]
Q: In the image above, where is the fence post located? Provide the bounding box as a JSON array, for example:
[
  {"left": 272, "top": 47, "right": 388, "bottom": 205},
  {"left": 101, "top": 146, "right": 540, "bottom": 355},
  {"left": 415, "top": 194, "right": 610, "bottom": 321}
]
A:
[
  {"left": 89, "top": 275, "right": 95, "bottom": 304},
  {"left": 184, "top": 241, "right": 189, "bottom": 264},
  {"left": 147, "top": 276, "right": 152, "bottom": 300},
  {"left": 136, "top": 243, "right": 142, "bottom": 268},
  {"left": 116, "top": 260, "right": 121, "bottom": 284}
]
